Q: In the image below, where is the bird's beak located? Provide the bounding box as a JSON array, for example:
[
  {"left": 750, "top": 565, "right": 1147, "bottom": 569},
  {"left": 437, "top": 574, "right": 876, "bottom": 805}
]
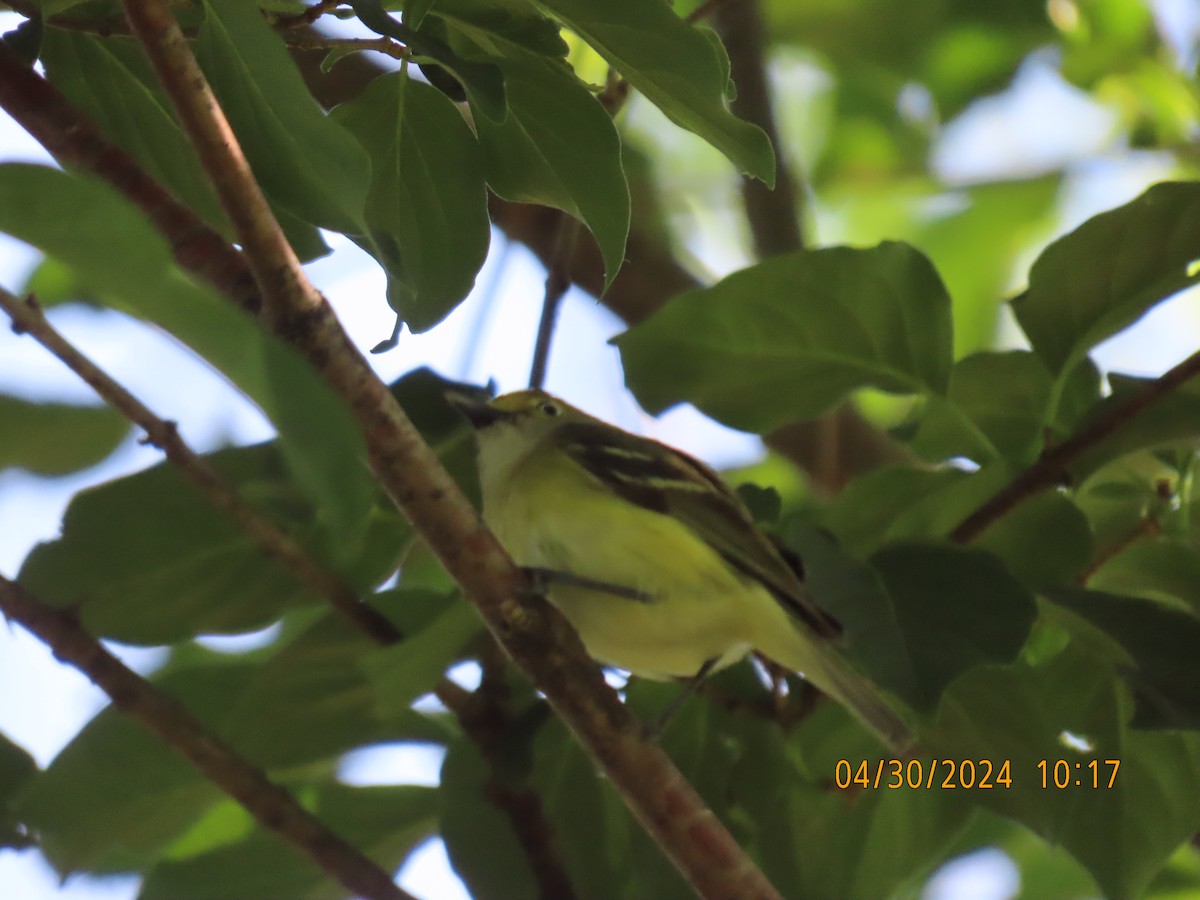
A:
[{"left": 446, "top": 391, "right": 507, "bottom": 429}]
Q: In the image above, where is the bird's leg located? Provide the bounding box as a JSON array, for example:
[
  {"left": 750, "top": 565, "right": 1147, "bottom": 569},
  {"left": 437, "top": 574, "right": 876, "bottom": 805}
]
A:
[
  {"left": 521, "top": 566, "right": 654, "bottom": 603},
  {"left": 641, "top": 657, "right": 719, "bottom": 741}
]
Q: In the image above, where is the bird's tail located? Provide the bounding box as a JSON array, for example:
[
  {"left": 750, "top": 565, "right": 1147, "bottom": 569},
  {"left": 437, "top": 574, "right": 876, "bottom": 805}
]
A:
[{"left": 806, "top": 642, "right": 913, "bottom": 755}]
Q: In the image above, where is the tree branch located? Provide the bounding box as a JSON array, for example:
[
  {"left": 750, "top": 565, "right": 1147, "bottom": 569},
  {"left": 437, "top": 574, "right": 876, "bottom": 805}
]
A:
[
  {"left": 951, "top": 348, "right": 1200, "bottom": 543},
  {"left": 0, "top": 287, "right": 403, "bottom": 644},
  {"left": 111, "top": 2, "right": 780, "bottom": 895},
  {"left": 528, "top": 212, "right": 581, "bottom": 390},
  {"left": 713, "top": 0, "right": 806, "bottom": 256},
  {"left": 0, "top": 576, "right": 416, "bottom": 900},
  {"left": 0, "top": 42, "right": 261, "bottom": 315},
  {"left": 0, "top": 285, "right": 579, "bottom": 896}
]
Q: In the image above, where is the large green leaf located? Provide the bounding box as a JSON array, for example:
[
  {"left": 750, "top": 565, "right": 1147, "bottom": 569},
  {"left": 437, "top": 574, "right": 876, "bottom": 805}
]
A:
[
  {"left": 15, "top": 665, "right": 243, "bottom": 874},
  {"left": 39, "top": 30, "right": 230, "bottom": 236},
  {"left": 929, "top": 644, "right": 1200, "bottom": 900},
  {"left": 333, "top": 74, "right": 491, "bottom": 333},
  {"left": 1047, "top": 587, "right": 1200, "bottom": 729},
  {"left": 1089, "top": 537, "right": 1200, "bottom": 611},
  {"left": 781, "top": 522, "right": 917, "bottom": 702},
  {"left": 869, "top": 542, "right": 1038, "bottom": 710},
  {"left": 525, "top": 720, "right": 631, "bottom": 900},
  {"left": 1012, "top": 181, "right": 1200, "bottom": 374},
  {"left": 471, "top": 51, "right": 629, "bottom": 287},
  {"left": 359, "top": 595, "right": 483, "bottom": 719},
  {"left": 0, "top": 164, "right": 375, "bottom": 554},
  {"left": 909, "top": 350, "right": 1054, "bottom": 464},
  {"left": 819, "top": 463, "right": 1011, "bottom": 557},
  {"left": 615, "top": 242, "right": 953, "bottom": 431},
  {"left": 221, "top": 594, "right": 447, "bottom": 769},
  {"left": 734, "top": 705, "right": 971, "bottom": 900},
  {"left": 139, "top": 785, "right": 438, "bottom": 900},
  {"left": 196, "top": 0, "right": 370, "bottom": 233},
  {"left": 532, "top": 0, "right": 774, "bottom": 183},
  {"left": 0, "top": 395, "right": 128, "bottom": 476},
  {"left": 348, "top": 0, "right": 507, "bottom": 121},
  {"left": 1071, "top": 372, "right": 1200, "bottom": 479},
  {"left": 0, "top": 732, "right": 36, "bottom": 850},
  {"left": 440, "top": 738, "right": 540, "bottom": 898},
  {"left": 430, "top": 0, "right": 628, "bottom": 283},
  {"left": 18, "top": 443, "right": 404, "bottom": 644}
]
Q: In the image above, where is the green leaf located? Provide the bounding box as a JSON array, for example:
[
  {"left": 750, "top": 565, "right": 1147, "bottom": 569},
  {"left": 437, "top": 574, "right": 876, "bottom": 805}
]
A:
[
  {"left": 526, "top": 720, "right": 631, "bottom": 900},
  {"left": 0, "top": 163, "right": 375, "bottom": 555},
  {"left": 473, "top": 51, "right": 629, "bottom": 288},
  {"left": 39, "top": 31, "right": 230, "bottom": 235},
  {"left": 0, "top": 396, "right": 128, "bottom": 476},
  {"left": 222, "top": 596, "right": 442, "bottom": 769},
  {"left": 429, "top": 0, "right": 569, "bottom": 58},
  {"left": 196, "top": 0, "right": 370, "bottom": 233},
  {"left": 348, "top": 0, "right": 507, "bottom": 120},
  {"left": 974, "top": 493, "right": 1093, "bottom": 590},
  {"left": 18, "top": 443, "right": 405, "bottom": 644},
  {"left": 334, "top": 74, "right": 491, "bottom": 333},
  {"left": 532, "top": 0, "right": 774, "bottom": 183},
  {"left": 1012, "top": 181, "right": 1200, "bottom": 373},
  {"left": 1072, "top": 373, "right": 1200, "bottom": 480},
  {"left": 615, "top": 242, "right": 953, "bottom": 431},
  {"left": 781, "top": 522, "right": 918, "bottom": 703},
  {"left": 1089, "top": 537, "right": 1200, "bottom": 610},
  {"left": 909, "top": 350, "right": 1054, "bottom": 464},
  {"left": 0, "top": 732, "right": 37, "bottom": 850},
  {"left": 1047, "top": 587, "right": 1200, "bottom": 729},
  {"left": 360, "top": 596, "right": 483, "bottom": 718},
  {"left": 16, "top": 665, "right": 244, "bottom": 874},
  {"left": 139, "top": 785, "right": 438, "bottom": 899},
  {"left": 929, "top": 644, "right": 1200, "bottom": 900},
  {"left": 819, "top": 463, "right": 1012, "bottom": 558},
  {"left": 736, "top": 710, "right": 971, "bottom": 900},
  {"left": 870, "top": 542, "right": 1038, "bottom": 710},
  {"left": 440, "top": 738, "right": 539, "bottom": 899}
]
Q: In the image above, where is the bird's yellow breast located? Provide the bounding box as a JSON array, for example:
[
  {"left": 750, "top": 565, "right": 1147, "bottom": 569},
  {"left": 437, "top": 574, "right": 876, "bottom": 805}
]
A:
[{"left": 481, "top": 446, "right": 799, "bottom": 678}]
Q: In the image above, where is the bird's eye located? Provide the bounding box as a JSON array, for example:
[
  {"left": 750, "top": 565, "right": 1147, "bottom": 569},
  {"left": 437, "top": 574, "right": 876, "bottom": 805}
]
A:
[{"left": 539, "top": 401, "right": 561, "bottom": 417}]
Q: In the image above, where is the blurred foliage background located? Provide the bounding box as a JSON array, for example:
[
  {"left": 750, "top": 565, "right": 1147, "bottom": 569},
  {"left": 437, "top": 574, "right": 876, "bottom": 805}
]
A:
[{"left": 1, "top": 0, "right": 1200, "bottom": 898}]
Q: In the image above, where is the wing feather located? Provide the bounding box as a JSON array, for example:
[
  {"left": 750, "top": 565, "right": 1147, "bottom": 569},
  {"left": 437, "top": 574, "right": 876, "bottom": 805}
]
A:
[{"left": 556, "top": 422, "right": 842, "bottom": 638}]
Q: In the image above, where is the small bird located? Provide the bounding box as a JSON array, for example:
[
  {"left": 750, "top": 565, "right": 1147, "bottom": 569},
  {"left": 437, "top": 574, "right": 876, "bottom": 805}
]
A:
[{"left": 450, "top": 389, "right": 911, "bottom": 752}]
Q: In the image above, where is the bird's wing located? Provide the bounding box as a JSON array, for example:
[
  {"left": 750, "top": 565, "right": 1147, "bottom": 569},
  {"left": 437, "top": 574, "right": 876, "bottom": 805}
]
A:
[{"left": 556, "top": 422, "right": 842, "bottom": 638}]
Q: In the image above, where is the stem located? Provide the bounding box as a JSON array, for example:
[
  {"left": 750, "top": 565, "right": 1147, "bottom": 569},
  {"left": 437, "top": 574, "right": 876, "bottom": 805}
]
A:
[
  {"left": 951, "top": 347, "right": 1200, "bottom": 543},
  {"left": 529, "top": 215, "right": 581, "bottom": 390}
]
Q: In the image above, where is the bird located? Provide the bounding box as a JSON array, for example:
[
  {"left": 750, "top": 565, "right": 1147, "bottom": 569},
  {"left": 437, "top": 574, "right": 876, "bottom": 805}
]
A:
[{"left": 450, "top": 388, "right": 911, "bottom": 752}]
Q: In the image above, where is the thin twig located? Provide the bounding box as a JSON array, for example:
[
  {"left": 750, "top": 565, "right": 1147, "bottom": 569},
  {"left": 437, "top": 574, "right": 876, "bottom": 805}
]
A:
[
  {"left": 279, "top": 31, "right": 407, "bottom": 62},
  {"left": 951, "top": 347, "right": 1200, "bottom": 543},
  {"left": 528, "top": 215, "right": 581, "bottom": 389},
  {"left": 0, "top": 288, "right": 403, "bottom": 645},
  {"left": 0, "top": 576, "right": 417, "bottom": 900},
  {"left": 686, "top": 0, "right": 737, "bottom": 25},
  {"left": 271, "top": 0, "right": 343, "bottom": 29},
  {"left": 1078, "top": 514, "right": 1162, "bottom": 585},
  {"left": 713, "top": 0, "right": 803, "bottom": 255},
  {"left": 118, "top": 3, "right": 780, "bottom": 896}
]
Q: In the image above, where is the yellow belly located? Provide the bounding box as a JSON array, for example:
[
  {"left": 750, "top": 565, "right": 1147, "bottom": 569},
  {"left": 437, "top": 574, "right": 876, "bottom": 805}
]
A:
[{"left": 483, "top": 452, "right": 805, "bottom": 679}]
